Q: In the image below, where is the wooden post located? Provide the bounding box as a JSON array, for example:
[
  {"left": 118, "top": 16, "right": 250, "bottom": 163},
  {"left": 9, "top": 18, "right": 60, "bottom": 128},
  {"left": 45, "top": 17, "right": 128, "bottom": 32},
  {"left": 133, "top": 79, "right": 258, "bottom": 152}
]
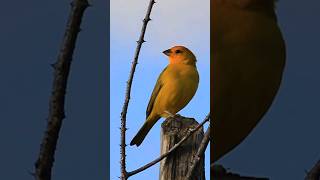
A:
[{"left": 159, "top": 115, "right": 205, "bottom": 180}]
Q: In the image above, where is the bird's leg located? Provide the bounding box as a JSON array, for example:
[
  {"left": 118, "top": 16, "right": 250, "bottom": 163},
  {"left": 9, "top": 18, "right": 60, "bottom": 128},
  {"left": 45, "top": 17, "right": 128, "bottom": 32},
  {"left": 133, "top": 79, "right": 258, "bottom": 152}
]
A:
[
  {"left": 164, "top": 110, "right": 175, "bottom": 118},
  {"left": 164, "top": 110, "right": 181, "bottom": 119}
]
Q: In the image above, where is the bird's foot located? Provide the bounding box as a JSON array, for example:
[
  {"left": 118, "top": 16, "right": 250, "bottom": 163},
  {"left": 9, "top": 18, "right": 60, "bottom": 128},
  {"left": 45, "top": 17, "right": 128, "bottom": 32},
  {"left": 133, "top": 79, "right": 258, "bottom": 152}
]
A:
[
  {"left": 164, "top": 111, "right": 181, "bottom": 119},
  {"left": 164, "top": 110, "right": 174, "bottom": 117}
]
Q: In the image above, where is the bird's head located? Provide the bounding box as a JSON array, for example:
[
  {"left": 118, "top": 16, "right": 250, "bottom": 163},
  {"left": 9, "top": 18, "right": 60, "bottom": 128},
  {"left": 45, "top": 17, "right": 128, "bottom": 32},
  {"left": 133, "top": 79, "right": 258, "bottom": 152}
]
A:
[
  {"left": 218, "top": 0, "right": 276, "bottom": 9},
  {"left": 163, "top": 46, "right": 197, "bottom": 66}
]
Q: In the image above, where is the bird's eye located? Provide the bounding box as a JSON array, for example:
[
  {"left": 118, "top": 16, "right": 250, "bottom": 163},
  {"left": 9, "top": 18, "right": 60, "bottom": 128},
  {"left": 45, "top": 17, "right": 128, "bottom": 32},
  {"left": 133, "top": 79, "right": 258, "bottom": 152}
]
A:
[{"left": 175, "top": 50, "right": 182, "bottom": 54}]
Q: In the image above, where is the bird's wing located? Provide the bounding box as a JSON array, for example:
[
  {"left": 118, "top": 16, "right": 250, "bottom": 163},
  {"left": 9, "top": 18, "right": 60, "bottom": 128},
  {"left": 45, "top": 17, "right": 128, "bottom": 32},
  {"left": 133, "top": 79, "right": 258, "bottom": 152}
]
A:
[{"left": 146, "top": 67, "right": 166, "bottom": 117}]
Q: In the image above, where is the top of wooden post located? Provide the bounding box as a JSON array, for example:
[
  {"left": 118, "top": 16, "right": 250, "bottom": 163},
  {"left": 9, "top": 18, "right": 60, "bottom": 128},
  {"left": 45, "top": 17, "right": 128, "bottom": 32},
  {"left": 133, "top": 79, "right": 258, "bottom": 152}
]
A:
[{"left": 160, "top": 115, "right": 205, "bottom": 180}]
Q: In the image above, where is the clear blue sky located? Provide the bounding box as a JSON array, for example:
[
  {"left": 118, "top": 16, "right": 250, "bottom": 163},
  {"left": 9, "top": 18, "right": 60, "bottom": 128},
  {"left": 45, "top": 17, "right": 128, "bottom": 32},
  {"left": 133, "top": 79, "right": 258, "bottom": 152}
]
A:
[{"left": 110, "top": 0, "right": 210, "bottom": 179}]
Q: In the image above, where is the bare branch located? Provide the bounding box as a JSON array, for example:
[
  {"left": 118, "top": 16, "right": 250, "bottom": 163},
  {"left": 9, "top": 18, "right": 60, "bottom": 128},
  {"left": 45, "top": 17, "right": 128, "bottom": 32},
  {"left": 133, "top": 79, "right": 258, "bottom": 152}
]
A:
[
  {"left": 34, "top": 1, "right": 89, "bottom": 180},
  {"left": 186, "top": 126, "right": 210, "bottom": 180},
  {"left": 127, "top": 113, "right": 210, "bottom": 177},
  {"left": 119, "top": 0, "right": 156, "bottom": 179},
  {"left": 305, "top": 160, "right": 320, "bottom": 180}
]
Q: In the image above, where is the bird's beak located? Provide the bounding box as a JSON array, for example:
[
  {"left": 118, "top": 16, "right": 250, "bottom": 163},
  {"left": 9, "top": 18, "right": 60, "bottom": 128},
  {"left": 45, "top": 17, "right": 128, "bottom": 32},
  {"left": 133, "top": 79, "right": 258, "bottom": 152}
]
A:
[{"left": 162, "top": 49, "right": 172, "bottom": 56}]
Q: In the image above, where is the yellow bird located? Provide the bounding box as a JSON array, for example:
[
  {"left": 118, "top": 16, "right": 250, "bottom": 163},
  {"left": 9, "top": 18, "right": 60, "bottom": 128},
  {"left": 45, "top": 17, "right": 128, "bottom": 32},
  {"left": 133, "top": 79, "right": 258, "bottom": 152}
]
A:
[
  {"left": 212, "top": 0, "right": 286, "bottom": 162},
  {"left": 130, "top": 46, "right": 199, "bottom": 146}
]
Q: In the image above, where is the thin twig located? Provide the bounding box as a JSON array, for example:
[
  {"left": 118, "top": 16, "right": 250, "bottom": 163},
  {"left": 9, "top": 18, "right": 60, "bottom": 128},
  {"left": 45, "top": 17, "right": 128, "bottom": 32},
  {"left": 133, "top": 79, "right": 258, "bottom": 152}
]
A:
[
  {"left": 119, "top": 0, "right": 156, "bottom": 179},
  {"left": 186, "top": 126, "right": 210, "bottom": 179},
  {"left": 127, "top": 113, "right": 210, "bottom": 178},
  {"left": 34, "top": 1, "right": 89, "bottom": 180},
  {"left": 305, "top": 160, "right": 320, "bottom": 180}
]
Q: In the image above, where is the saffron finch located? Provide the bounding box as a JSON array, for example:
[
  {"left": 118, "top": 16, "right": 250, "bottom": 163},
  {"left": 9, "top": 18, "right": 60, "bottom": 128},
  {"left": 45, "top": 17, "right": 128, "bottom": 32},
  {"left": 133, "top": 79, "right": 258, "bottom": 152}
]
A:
[{"left": 130, "top": 46, "right": 199, "bottom": 146}]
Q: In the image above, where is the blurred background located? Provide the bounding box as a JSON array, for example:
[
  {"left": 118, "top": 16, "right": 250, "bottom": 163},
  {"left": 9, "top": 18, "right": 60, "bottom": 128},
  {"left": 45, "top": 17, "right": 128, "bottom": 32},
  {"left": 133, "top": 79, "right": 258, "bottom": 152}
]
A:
[
  {"left": 216, "top": 1, "right": 320, "bottom": 179},
  {"left": 0, "top": 1, "right": 108, "bottom": 179}
]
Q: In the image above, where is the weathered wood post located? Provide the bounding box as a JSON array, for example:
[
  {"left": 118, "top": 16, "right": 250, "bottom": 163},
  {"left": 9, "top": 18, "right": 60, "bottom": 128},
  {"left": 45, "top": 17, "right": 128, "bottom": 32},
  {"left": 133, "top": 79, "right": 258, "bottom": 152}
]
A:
[{"left": 159, "top": 115, "right": 205, "bottom": 180}]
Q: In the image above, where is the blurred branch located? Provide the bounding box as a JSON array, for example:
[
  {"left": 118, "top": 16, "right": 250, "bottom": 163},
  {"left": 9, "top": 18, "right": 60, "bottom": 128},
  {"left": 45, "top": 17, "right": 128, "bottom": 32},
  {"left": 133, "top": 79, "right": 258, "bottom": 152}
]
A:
[
  {"left": 186, "top": 126, "right": 210, "bottom": 180},
  {"left": 211, "top": 165, "right": 269, "bottom": 180},
  {"left": 119, "top": 0, "right": 156, "bottom": 179},
  {"left": 305, "top": 160, "right": 320, "bottom": 180},
  {"left": 127, "top": 113, "right": 210, "bottom": 178},
  {"left": 34, "top": 1, "right": 89, "bottom": 180}
]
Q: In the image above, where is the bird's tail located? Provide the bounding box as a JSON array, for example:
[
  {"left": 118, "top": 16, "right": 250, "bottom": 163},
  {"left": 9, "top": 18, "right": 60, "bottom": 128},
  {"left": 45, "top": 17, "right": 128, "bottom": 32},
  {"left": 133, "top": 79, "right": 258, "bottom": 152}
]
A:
[{"left": 130, "top": 116, "right": 159, "bottom": 146}]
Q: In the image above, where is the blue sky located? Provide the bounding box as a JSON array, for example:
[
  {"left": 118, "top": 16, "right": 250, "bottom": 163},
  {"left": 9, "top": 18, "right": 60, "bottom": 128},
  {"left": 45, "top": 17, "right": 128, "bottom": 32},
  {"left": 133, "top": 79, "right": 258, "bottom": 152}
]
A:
[{"left": 110, "top": 0, "right": 210, "bottom": 179}]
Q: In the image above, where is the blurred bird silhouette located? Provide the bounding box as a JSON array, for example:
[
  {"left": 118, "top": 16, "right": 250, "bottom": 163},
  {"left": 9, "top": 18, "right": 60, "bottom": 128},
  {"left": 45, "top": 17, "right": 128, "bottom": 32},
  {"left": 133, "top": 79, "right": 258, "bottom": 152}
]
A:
[{"left": 212, "top": 0, "right": 286, "bottom": 163}]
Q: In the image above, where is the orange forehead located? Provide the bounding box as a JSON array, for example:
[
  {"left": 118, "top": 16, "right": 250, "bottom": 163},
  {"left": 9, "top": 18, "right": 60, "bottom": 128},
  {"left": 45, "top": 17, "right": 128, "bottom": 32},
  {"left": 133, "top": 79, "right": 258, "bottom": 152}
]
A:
[{"left": 170, "top": 46, "right": 190, "bottom": 52}]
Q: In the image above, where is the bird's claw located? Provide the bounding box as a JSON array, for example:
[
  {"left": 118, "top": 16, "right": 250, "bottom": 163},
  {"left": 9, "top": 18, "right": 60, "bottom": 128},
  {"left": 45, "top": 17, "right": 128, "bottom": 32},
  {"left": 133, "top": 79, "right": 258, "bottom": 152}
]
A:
[
  {"left": 164, "top": 110, "right": 175, "bottom": 118},
  {"left": 164, "top": 111, "right": 181, "bottom": 119}
]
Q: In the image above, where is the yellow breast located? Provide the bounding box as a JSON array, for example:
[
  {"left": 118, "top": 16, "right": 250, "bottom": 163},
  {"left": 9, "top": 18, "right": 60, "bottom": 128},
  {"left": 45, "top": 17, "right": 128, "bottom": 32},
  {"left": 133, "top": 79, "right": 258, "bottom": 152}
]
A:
[{"left": 154, "top": 64, "right": 199, "bottom": 118}]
